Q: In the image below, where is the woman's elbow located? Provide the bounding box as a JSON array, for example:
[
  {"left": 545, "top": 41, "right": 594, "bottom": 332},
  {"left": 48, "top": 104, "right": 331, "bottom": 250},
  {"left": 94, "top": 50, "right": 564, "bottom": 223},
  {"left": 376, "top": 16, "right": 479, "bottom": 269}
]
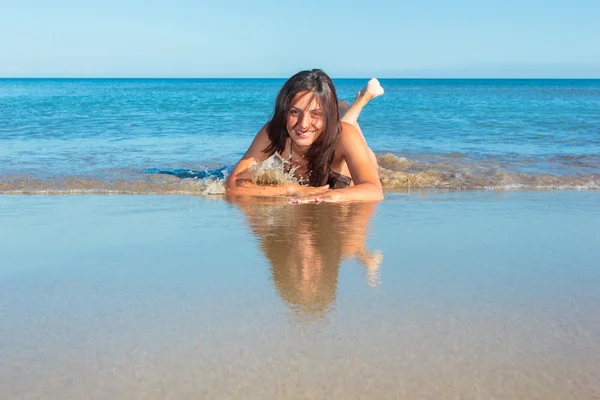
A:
[
  {"left": 372, "top": 186, "right": 384, "bottom": 201},
  {"left": 356, "top": 181, "right": 384, "bottom": 201},
  {"left": 225, "top": 176, "right": 240, "bottom": 195}
]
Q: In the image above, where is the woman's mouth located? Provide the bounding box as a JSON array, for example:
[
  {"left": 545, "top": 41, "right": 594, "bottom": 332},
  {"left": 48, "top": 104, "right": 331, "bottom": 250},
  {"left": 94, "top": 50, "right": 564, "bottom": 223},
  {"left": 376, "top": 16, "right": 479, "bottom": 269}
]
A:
[{"left": 295, "top": 130, "right": 312, "bottom": 139}]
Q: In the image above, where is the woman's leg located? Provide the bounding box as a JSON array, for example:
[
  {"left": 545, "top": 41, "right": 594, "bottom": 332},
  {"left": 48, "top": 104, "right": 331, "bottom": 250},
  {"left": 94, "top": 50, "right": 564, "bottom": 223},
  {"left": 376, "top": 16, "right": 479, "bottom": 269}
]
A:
[
  {"left": 338, "top": 99, "right": 351, "bottom": 115},
  {"left": 340, "top": 78, "right": 384, "bottom": 137},
  {"left": 339, "top": 78, "right": 384, "bottom": 167}
]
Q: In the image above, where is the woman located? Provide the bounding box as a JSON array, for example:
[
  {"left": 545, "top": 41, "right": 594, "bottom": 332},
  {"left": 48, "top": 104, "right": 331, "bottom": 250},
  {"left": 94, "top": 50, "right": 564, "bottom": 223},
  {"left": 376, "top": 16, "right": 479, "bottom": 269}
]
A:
[{"left": 225, "top": 69, "right": 384, "bottom": 203}]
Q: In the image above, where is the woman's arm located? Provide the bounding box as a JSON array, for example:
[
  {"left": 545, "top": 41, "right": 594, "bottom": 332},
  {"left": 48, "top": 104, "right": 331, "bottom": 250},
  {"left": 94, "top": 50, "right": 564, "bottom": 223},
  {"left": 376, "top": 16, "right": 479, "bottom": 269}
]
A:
[
  {"left": 225, "top": 125, "right": 329, "bottom": 197},
  {"left": 291, "top": 122, "right": 383, "bottom": 203}
]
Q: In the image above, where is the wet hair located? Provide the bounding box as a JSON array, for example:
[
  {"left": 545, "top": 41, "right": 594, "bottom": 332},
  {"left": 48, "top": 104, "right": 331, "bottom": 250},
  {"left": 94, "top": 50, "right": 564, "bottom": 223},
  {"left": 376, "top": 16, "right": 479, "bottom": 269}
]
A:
[{"left": 264, "top": 69, "right": 341, "bottom": 186}]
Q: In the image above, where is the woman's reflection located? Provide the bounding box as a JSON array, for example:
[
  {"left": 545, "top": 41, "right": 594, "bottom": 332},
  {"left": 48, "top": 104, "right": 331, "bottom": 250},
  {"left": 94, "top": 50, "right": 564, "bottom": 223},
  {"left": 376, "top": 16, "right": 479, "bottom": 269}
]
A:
[{"left": 231, "top": 200, "right": 383, "bottom": 320}]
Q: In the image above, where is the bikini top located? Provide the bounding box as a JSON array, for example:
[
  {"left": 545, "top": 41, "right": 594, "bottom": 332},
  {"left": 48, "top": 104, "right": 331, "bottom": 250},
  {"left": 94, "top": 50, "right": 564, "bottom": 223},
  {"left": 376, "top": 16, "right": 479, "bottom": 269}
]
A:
[
  {"left": 289, "top": 141, "right": 352, "bottom": 189},
  {"left": 327, "top": 169, "right": 352, "bottom": 189}
]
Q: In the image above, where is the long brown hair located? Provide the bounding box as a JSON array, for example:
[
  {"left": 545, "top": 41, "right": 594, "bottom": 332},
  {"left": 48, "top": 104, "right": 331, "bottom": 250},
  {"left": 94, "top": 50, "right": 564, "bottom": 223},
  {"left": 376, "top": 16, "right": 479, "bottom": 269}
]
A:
[{"left": 264, "top": 69, "right": 341, "bottom": 186}]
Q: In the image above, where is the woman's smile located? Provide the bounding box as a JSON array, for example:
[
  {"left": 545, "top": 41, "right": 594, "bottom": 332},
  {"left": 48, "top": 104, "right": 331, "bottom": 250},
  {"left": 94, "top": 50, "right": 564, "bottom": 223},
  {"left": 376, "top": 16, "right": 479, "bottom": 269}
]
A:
[
  {"left": 293, "top": 129, "right": 315, "bottom": 139},
  {"left": 286, "top": 91, "right": 324, "bottom": 147}
]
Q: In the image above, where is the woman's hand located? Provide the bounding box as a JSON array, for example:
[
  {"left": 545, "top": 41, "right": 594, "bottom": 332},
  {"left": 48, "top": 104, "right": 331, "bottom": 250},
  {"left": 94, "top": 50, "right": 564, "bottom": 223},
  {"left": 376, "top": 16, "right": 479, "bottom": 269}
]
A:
[
  {"left": 288, "top": 190, "right": 341, "bottom": 204},
  {"left": 287, "top": 184, "right": 330, "bottom": 197}
]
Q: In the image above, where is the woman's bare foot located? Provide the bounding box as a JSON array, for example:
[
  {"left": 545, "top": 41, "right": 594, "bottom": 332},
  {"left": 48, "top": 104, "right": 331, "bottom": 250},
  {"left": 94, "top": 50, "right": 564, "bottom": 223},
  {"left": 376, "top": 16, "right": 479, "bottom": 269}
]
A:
[
  {"left": 340, "top": 77, "right": 384, "bottom": 142},
  {"left": 343, "top": 78, "right": 384, "bottom": 125},
  {"left": 355, "top": 78, "right": 385, "bottom": 103}
]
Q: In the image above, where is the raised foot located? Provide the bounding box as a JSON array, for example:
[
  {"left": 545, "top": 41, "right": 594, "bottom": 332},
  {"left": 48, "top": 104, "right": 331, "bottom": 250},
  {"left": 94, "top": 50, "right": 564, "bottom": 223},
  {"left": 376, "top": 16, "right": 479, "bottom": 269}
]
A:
[{"left": 360, "top": 78, "right": 384, "bottom": 101}]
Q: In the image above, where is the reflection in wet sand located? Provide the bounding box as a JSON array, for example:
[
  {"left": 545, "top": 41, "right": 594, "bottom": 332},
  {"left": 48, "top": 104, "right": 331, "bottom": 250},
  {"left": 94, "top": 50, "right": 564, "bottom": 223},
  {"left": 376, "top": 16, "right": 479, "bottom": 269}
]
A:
[
  {"left": 231, "top": 200, "right": 382, "bottom": 320},
  {"left": 2, "top": 194, "right": 600, "bottom": 398}
]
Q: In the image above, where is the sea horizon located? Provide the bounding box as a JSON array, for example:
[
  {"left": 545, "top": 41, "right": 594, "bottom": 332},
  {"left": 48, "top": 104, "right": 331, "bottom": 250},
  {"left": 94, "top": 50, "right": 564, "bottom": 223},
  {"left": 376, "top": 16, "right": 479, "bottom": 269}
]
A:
[{"left": 3, "top": 77, "right": 600, "bottom": 80}]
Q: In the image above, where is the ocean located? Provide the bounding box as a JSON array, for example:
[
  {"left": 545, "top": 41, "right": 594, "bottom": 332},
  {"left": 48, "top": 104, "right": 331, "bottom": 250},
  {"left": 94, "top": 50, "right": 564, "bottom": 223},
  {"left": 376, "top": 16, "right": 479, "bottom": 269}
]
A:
[
  {"left": 1, "top": 78, "right": 599, "bottom": 193},
  {"left": 1, "top": 79, "right": 599, "bottom": 398}
]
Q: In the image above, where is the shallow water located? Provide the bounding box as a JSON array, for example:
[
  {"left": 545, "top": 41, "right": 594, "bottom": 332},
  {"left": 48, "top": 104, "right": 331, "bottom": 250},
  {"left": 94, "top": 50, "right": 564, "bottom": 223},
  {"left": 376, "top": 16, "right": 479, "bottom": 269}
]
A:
[
  {"left": 1, "top": 78, "right": 599, "bottom": 193},
  {"left": 1, "top": 192, "right": 599, "bottom": 399}
]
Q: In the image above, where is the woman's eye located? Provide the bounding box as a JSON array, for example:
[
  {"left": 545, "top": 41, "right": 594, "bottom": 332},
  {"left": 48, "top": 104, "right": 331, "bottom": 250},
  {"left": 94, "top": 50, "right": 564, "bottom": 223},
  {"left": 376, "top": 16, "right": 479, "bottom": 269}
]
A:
[
  {"left": 311, "top": 112, "right": 323, "bottom": 118},
  {"left": 289, "top": 109, "right": 299, "bottom": 116}
]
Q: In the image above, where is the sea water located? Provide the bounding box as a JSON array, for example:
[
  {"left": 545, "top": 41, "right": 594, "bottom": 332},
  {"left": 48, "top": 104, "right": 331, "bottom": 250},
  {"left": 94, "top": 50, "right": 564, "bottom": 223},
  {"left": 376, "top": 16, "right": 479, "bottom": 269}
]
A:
[
  {"left": 1, "top": 193, "right": 599, "bottom": 398},
  {"left": 1, "top": 78, "right": 599, "bottom": 193},
  {"left": 1, "top": 79, "right": 600, "bottom": 398}
]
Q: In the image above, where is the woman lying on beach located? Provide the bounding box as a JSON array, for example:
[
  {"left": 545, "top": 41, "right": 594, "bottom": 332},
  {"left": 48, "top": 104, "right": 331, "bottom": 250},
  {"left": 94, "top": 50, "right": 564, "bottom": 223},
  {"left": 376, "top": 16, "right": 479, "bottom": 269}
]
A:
[{"left": 225, "top": 69, "right": 384, "bottom": 203}]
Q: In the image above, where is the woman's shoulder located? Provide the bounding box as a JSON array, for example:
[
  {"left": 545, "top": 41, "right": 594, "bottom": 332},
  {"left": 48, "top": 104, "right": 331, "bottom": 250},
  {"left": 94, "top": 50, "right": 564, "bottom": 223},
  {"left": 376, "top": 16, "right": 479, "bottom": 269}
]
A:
[
  {"left": 340, "top": 121, "right": 360, "bottom": 136},
  {"left": 337, "top": 122, "right": 365, "bottom": 150},
  {"left": 251, "top": 124, "right": 275, "bottom": 152}
]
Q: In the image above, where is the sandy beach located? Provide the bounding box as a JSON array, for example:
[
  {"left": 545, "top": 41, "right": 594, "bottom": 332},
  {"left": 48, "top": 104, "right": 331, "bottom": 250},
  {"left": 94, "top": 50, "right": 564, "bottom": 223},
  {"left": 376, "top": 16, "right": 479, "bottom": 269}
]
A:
[{"left": 1, "top": 191, "right": 599, "bottom": 399}]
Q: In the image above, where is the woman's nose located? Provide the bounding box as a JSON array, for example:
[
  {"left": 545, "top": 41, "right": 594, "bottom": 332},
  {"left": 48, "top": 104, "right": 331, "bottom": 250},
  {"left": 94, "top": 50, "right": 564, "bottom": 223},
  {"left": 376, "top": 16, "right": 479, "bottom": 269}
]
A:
[{"left": 299, "top": 113, "right": 311, "bottom": 129}]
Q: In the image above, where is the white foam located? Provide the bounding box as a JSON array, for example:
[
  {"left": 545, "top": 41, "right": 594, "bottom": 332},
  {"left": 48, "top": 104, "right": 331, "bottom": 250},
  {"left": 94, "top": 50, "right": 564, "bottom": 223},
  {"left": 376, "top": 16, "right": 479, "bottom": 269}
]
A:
[{"left": 251, "top": 153, "right": 302, "bottom": 186}]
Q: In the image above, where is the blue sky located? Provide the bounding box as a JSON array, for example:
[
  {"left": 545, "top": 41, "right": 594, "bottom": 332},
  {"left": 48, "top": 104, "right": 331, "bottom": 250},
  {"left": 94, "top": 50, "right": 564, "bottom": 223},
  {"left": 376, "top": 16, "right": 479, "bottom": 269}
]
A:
[{"left": 1, "top": 0, "right": 599, "bottom": 78}]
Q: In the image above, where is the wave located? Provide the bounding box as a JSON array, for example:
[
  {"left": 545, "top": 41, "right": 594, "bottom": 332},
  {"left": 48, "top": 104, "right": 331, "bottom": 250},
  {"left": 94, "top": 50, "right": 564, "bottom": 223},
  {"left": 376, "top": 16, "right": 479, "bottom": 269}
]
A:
[
  {"left": 0, "top": 174, "right": 226, "bottom": 195},
  {"left": 1, "top": 153, "right": 598, "bottom": 195},
  {"left": 376, "top": 153, "right": 600, "bottom": 190}
]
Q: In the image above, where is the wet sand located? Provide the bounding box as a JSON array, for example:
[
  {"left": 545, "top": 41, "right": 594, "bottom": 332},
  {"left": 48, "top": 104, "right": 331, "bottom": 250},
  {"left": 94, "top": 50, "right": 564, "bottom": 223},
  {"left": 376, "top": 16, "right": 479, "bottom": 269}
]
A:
[{"left": 1, "top": 192, "right": 599, "bottom": 399}]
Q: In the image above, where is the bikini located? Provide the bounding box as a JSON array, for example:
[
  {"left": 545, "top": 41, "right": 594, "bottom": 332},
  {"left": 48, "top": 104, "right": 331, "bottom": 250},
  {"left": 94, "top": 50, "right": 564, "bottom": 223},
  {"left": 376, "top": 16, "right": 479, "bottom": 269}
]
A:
[
  {"left": 327, "top": 169, "right": 352, "bottom": 189},
  {"left": 288, "top": 140, "right": 352, "bottom": 189}
]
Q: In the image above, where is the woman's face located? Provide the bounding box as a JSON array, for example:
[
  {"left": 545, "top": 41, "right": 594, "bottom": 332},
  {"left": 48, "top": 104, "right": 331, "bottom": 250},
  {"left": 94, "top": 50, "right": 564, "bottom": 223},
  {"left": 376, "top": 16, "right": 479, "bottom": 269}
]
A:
[{"left": 286, "top": 91, "right": 324, "bottom": 150}]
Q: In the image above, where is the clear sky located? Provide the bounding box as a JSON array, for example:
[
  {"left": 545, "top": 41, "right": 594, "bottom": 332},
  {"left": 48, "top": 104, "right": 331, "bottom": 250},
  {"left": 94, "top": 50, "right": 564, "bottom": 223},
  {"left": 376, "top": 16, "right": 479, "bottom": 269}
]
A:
[{"left": 1, "top": 0, "right": 599, "bottom": 78}]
